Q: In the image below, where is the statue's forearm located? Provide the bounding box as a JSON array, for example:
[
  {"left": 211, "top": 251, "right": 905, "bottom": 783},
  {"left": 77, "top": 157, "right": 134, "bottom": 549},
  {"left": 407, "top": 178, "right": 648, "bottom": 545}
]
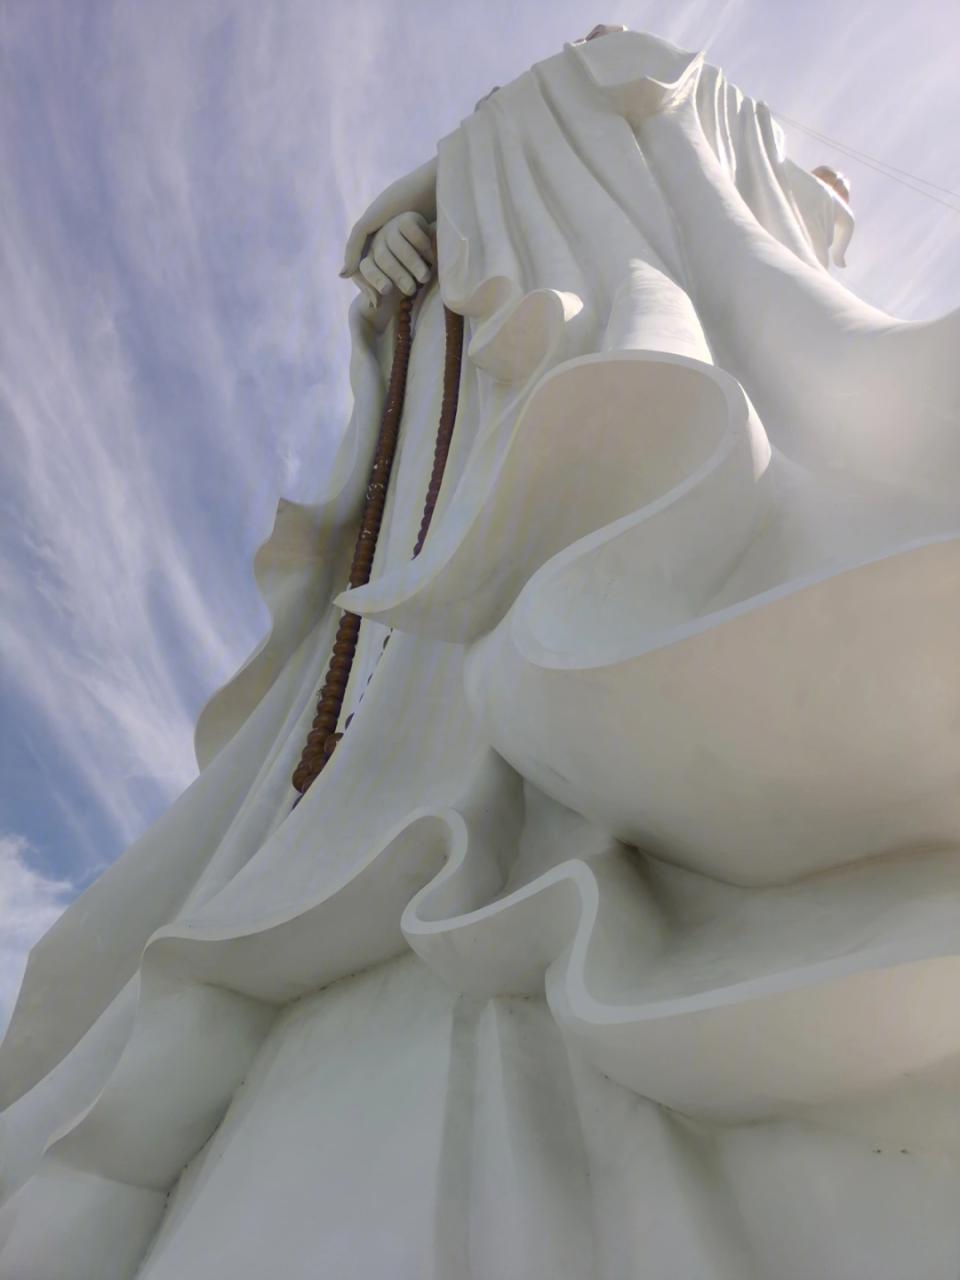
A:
[
  {"left": 341, "top": 156, "right": 438, "bottom": 276},
  {"left": 362, "top": 156, "right": 437, "bottom": 226}
]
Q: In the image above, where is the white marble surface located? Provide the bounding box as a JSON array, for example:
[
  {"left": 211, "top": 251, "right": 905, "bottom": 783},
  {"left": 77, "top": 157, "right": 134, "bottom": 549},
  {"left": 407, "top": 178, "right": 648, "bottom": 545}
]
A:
[{"left": 2, "top": 28, "right": 960, "bottom": 1279}]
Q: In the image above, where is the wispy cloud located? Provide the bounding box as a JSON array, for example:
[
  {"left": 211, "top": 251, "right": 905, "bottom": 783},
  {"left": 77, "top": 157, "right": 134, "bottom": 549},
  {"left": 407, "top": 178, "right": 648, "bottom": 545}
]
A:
[{"left": 1, "top": 0, "right": 957, "bottom": 986}]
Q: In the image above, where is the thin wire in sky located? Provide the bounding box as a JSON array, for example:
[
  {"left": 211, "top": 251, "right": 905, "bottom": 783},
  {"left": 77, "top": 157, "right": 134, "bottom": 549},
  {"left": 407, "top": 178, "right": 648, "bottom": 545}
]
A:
[{"left": 776, "top": 112, "right": 960, "bottom": 214}]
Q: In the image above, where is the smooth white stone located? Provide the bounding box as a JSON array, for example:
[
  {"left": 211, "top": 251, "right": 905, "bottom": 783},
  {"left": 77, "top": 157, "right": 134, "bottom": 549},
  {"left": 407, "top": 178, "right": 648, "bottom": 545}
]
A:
[{"left": 3, "top": 27, "right": 960, "bottom": 1280}]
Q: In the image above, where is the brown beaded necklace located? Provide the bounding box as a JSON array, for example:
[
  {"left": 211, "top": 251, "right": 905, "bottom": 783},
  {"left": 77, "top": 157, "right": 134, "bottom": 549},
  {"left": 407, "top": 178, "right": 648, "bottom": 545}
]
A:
[{"left": 292, "top": 291, "right": 464, "bottom": 798}]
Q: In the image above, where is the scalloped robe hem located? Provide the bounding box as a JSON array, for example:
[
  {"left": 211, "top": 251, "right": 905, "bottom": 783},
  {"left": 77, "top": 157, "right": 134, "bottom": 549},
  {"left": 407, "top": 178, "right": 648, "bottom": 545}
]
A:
[{"left": 2, "top": 29, "right": 960, "bottom": 1280}]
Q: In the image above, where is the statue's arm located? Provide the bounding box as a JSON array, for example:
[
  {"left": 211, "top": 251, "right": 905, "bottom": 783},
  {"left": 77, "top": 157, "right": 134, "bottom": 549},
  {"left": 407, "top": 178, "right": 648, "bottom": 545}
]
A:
[{"left": 340, "top": 156, "right": 438, "bottom": 307}]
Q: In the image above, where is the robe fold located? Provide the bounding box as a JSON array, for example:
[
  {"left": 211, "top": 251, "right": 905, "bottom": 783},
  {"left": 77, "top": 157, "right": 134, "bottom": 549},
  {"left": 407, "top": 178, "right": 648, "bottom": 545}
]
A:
[{"left": 2, "top": 30, "right": 959, "bottom": 1280}]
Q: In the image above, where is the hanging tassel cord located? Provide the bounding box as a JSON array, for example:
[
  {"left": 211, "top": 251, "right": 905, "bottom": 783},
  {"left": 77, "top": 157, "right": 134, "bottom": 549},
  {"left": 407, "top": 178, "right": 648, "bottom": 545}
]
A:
[
  {"left": 292, "top": 293, "right": 464, "bottom": 798},
  {"left": 292, "top": 295, "right": 415, "bottom": 796}
]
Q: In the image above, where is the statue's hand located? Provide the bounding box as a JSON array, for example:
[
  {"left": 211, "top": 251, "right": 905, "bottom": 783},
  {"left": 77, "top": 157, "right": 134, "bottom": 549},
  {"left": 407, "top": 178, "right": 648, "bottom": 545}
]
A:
[{"left": 345, "top": 211, "right": 434, "bottom": 309}]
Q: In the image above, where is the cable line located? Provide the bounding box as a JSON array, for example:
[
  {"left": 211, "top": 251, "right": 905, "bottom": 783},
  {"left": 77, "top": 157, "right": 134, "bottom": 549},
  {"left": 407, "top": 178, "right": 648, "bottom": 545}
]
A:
[
  {"left": 777, "top": 112, "right": 960, "bottom": 199},
  {"left": 775, "top": 111, "right": 960, "bottom": 214}
]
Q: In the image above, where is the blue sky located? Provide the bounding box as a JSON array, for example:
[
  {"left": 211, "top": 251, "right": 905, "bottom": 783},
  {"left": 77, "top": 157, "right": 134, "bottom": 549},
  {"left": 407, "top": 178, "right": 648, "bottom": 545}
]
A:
[{"left": 2, "top": 0, "right": 958, "bottom": 1026}]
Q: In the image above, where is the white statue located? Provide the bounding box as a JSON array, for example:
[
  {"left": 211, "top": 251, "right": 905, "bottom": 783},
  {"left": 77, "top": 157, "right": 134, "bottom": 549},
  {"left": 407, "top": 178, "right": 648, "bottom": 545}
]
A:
[{"left": 2, "top": 27, "right": 959, "bottom": 1280}]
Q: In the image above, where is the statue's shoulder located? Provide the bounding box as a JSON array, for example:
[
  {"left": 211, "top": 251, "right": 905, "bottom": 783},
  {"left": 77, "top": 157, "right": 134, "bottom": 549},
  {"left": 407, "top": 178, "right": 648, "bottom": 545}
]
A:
[{"left": 568, "top": 30, "right": 704, "bottom": 123}]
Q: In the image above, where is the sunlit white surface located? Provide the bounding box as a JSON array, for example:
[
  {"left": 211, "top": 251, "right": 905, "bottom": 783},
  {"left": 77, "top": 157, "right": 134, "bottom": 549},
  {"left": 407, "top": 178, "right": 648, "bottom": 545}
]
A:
[{"left": 2, "top": 29, "right": 960, "bottom": 1280}]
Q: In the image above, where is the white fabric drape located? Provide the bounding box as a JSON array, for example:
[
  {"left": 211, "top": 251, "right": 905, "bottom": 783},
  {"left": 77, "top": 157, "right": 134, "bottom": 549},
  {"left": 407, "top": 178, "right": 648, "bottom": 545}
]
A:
[{"left": 2, "top": 31, "right": 960, "bottom": 1280}]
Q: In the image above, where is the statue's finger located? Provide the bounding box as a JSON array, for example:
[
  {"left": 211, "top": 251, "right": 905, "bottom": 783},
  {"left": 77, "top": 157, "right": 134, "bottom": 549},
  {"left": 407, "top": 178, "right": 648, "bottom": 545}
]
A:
[
  {"left": 340, "top": 223, "right": 370, "bottom": 277},
  {"left": 386, "top": 224, "right": 432, "bottom": 284},
  {"left": 371, "top": 241, "right": 416, "bottom": 296},
  {"left": 356, "top": 276, "right": 379, "bottom": 310},
  {"left": 396, "top": 214, "right": 434, "bottom": 263},
  {"left": 359, "top": 256, "right": 392, "bottom": 296}
]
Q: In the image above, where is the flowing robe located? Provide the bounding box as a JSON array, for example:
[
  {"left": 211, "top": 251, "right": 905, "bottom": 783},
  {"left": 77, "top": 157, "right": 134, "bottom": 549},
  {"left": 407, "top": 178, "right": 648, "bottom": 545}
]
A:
[{"left": 2, "top": 30, "right": 960, "bottom": 1280}]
